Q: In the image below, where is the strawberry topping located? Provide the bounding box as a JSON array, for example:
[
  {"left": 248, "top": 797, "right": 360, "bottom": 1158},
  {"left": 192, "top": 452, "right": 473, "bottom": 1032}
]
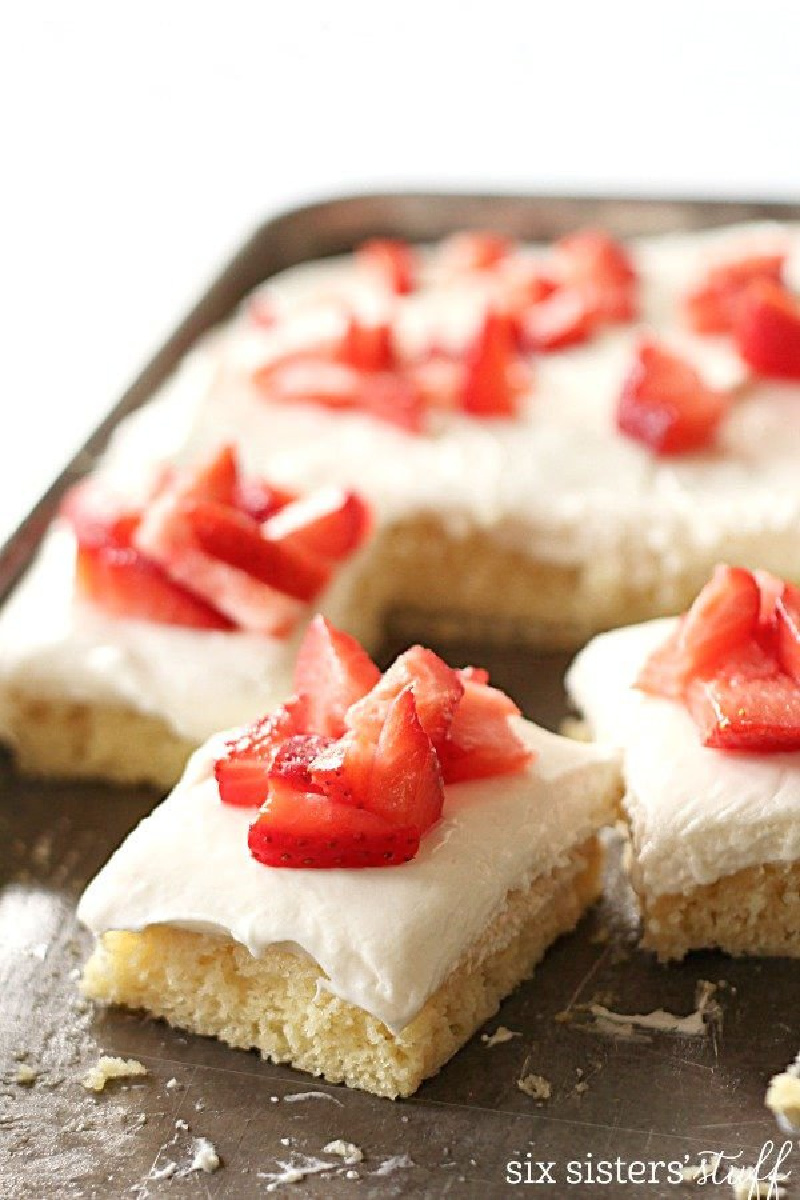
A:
[
  {"left": 616, "top": 340, "right": 728, "bottom": 455},
  {"left": 461, "top": 309, "right": 527, "bottom": 417},
  {"left": 684, "top": 252, "right": 785, "bottom": 334},
  {"left": 438, "top": 231, "right": 512, "bottom": 273},
  {"left": 733, "top": 278, "right": 800, "bottom": 380},
  {"left": 215, "top": 619, "right": 533, "bottom": 868},
  {"left": 61, "top": 448, "right": 371, "bottom": 636},
  {"left": 553, "top": 229, "right": 637, "bottom": 323},
  {"left": 355, "top": 239, "right": 416, "bottom": 295},
  {"left": 636, "top": 565, "right": 800, "bottom": 752}
]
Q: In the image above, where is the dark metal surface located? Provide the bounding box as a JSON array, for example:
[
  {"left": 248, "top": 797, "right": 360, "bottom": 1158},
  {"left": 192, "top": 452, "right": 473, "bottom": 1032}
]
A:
[{"left": 2, "top": 194, "right": 800, "bottom": 1198}]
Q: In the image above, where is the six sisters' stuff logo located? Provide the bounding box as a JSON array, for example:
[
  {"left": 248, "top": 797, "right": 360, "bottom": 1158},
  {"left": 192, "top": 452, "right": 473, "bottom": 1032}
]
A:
[{"left": 504, "top": 1140, "right": 793, "bottom": 1194}]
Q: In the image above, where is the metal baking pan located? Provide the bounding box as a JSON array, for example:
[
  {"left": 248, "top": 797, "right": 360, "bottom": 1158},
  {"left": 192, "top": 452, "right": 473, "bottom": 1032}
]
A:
[{"left": 2, "top": 194, "right": 800, "bottom": 1200}]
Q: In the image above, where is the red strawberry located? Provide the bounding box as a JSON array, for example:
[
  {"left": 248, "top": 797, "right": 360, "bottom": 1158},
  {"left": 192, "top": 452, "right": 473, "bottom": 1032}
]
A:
[
  {"left": 684, "top": 253, "right": 785, "bottom": 334},
  {"left": 183, "top": 445, "right": 240, "bottom": 506},
  {"left": 236, "top": 476, "right": 296, "bottom": 523},
  {"left": 184, "top": 500, "right": 331, "bottom": 602},
  {"left": 439, "top": 231, "right": 511, "bottom": 273},
  {"left": 637, "top": 566, "right": 760, "bottom": 698},
  {"left": 259, "top": 357, "right": 424, "bottom": 433},
  {"left": 461, "top": 309, "right": 522, "bottom": 417},
  {"left": 686, "top": 641, "right": 800, "bottom": 751},
  {"left": 458, "top": 665, "right": 490, "bottom": 686},
  {"left": 516, "top": 288, "right": 595, "bottom": 352},
  {"left": 356, "top": 239, "right": 415, "bottom": 295},
  {"left": 76, "top": 544, "right": 232, "bottom": 631},
  {"left": 554, "top": 229, "right": 637, "bottom": 322},
  {"left": 307, "top": 732, "right": 375, "bottom": 807},
  {"left": 358, "top": 372, "right": 425, "bottom": 432},
  {"left": 734, "top": 279, "right": 800, "bottom": 379},
  {"left": 294, "top": 615, "right": 381, "bottom": 737},
  {"left": 337, "top": 316, "right": 394, "bottom": 372},
  {"left": 248, "top": 779, "right": 419, "bottom": 868},
  {"left": 368, "top": 687, "right": 444, "bottom": 834},
  {"left": 776, "top": 592, "right": 800, "bottom": 683},
  {"left": 215, "top": 696, "right": 310, "bottom": 807},
  {"left": 346, "top": 645, "right": 464, "bottom": 746},
  {"left": 268, "top": 733, "right": 334, "bottom": 792},
  {"left": 262, "top": 487, "right": 371, "bottom": 562},
  {"left": 438, "top": 675, "right": 532, "bottom": 783},
  {"left": 61, "top": 480, "right": 141, "bottom": 550},
  {"left": 616, "top": 341, "right": 728, "bottom": 455}
]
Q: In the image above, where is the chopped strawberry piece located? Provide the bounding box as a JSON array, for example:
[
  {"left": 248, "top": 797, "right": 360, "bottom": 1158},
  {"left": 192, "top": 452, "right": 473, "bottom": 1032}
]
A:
[
  {"left": 268, "top": 733, "right": 334, "bottom": 793},
  {"left": 554, "top": 229, "right": 637, "bottom": 322},
  {"left": 60, "top": 480, "right": 141, "bottom": 549},
  {"left": 183, "top": 445, "right": 240, "bottom": 507},
  {"left": 236, "top": 476, "right": 296, "bottom": 523},
  {"left": 347, "top": 645, "right": 464, "bottom": 746},
  {"left": 368, "top": 687, "right": 444, "bottom": 834},
  {"left": 183, "top": 500, "right": 331, "bottom": 603},
  {"left": 356, "top": 239, "right": 416, "bottom": 295},
  {"left": 734, "top": 279, "right": 800, "bottom": 379},
  {"left": 616, "top": 340, "right": 728, "bottom": 455},
  {"left": 358, "top": 372, "right": 425, "bottom": 432},
  {"left": 776, "top": 592, "right": 800, "bottom": 683},
  {"left": 637, "top": 565, "right": 760, "bottom": 699},
  {"left": 76, "top": 544, "right": 232, "bottom": 631},
  {"left": 516, "top": 288, "right": 595, "bottom": 352},
  {"left": 259, "top": 357, "right": 424, "bottom": 433},
  {"left": 461, "top": 309, "right": 523, "bottom": 417},
  {"left": 248, "top": 778, "right": 419, "bottom": 868},
  {"left": 686, "top": 641, "right": 800, "bottom": 751},
  {"left": 439, "top": 231, "right": 512, "bottom": 272},
  {"left": 215, "top": 696, "right": 310, "bottom": 807},
  {"left": 458, "top": 665, "right": 490, "bottom": 686},
  {"left": 405, "top": 354, "right": 464, "bottom": 411},
  {"left": 438, "top": 676, "right": 531, "bottom": 783},
  {"left": 262, "top": 487, "right": 371, "bottom": 562},
  {"left": 307, "top": 732, "right": 375, "bottom": 807},
  {"left": 684, "top": 252, "right": 785, "bottom": 334},
  {"left": 336, "top": 316, "right": 395, "bottom": 372},
  {"left": 294, "top": 615, "right": 381, "bottom": 738}
]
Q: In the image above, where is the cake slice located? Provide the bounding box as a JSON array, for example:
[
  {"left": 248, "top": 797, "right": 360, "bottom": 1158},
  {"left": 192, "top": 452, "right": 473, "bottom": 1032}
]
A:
[
  {"left": 79, "top": 617, "right": 621, "bottom": 1098},
  {"left": 567, "top": 564, "right": 800, "bottom": 961}
]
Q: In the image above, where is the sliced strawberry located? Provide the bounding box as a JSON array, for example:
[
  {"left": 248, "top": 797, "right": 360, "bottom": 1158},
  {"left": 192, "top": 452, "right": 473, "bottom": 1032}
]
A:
[
  {"left": 358, "top": 372, "right": 425, "bottom": 432},
  {"left": 734, "top": 279, "right": 800, "bottom": 379},
  {"left": 215, "top": 696, "right": 310, "bottom": 807},
  {"left": 336, "top": 316, "right": 395, "bottom": 372},
  {"left": 516, "top": 287, "right": 595, "bottom": 352},
  {"left": 686, "top": 642, "right": 800, "bottom": 751},
  {"left": 248, "top": 778, "right": 419, "bottom": 868},
  {"left": 438, "top": 676, "right": 532, "bottom": 783},
  {"left": 307, "top": 732, "right": 375, "bottom": 807},
  {"left": 61, "top": 480, "right": 141, "bottom": 549},
  {"left": 76, "top": 544, "right": 232, "bottom": 631},
  {"left": 183, "top": 445, "right": 240, "bottom": 506},
  {"left": 636, "top": 566, "right": 760, "bottom": 699},
  {"left": 616, "top": 340, "right": 728, "bottom": 455},
  {"left": 268, "top": 733, "right": 334, "bottom": 793},
  {"left": 259, "top": 357, "right": 424, "bottom": 432},
  {"left": 776, "top": 592, "right": 800, "bottom": 683},
  {"left": 684, "top": 252, "right": 785, "bottom": 334},
  {"left": 346, "top": 645, "right": 464, "bottom": 746},
  {"left": 184, "top": 500, "right": 331, "bottom": 603},
  {"left": 294, "top": 615, "right": 381, "bottom": 738},
  {"left": 439, "top": 231, "right": 511, "bottom": 273},
  {"left": 236, "top": 476, "right": 296, "bottom": 523},
  {"left": 458, "top": 665, "right": 490, "bottom": 686},
  {"left": 461, "top": 309, "right": 522, "bottom": 417},
  {"left": 356, "top": 239, "right": 415, "bottom": 295},
  {"left": 405, "top": 354, "right": 464, "bottom": 412},
  {"left": 554, "top": 229, "right": 637, "bottom": 322},
  {"left": 262, "top": 487, "right": 371, "bottom": 562},
  {"left": 368, "top": 687, "right": 444, "bottom": 834}
]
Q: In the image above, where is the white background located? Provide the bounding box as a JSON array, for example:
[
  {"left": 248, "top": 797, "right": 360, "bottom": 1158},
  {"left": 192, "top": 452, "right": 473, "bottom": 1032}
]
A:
[{"left": 2, "top": 0, "right": 799, "bottom": 541}]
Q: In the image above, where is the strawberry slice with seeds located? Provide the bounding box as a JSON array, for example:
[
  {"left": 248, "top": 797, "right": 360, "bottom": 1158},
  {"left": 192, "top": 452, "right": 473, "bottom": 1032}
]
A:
[
  {"left": 215, "top": 696, "right": 310, "bottom": 807},
  {"left": 686, "top": 641, "right": 800, "bottom": 751},
  {"left": 356, "top": 239, "right": 416, "bottom": 295},
  {"left": 461, "top": 309, "right": 523, "bottom": 417},
  {"left": 76, "top": 544, "right": 232, "bottom": 631},
  {"left": 734, "top": 278, "right": 800, "bottom": 379},
  {"left": 346, "top": 644, "right": 464, "bottom": 746},
  {"left": 368, "top": 687, "right": 445, "bottom": 834},
  {"left": 684, "top": 252, "right": 785, "bottom": 334},
  {"left": 616, "top": 340, "right": 728, "bottom": 455},
  {"left": 294, "top": 615, "right": 381, "bottom": 737},
  {"left": 438, "top": 675, "right": 532, "bottom": 783},
  {"left": 248, "top": 779, "right": 419, "bottom": 868},
  {"left": 262, "top": 487, "right": 371, "bottom": 562},
  {"left": 637, "top": 565, "right": 760, "bottom": 699}
]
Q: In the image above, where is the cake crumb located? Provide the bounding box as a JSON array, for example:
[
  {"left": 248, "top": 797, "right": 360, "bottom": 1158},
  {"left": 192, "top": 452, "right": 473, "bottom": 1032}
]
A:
[
  {"left": 165, "top": 1077, "right": 179, "bottom": 1090},
  {"left": 81, "top": 1056, "right": 148, "bottom": 1092},
  {"left": 175, "top": 1118, "right": 189, "bottom": 1131},
  {"left": 191, "top": 1137, "right": 220, "bottom": 1173},
  {"left": 481, "top": 1026, "right": 522, "bottom": 1047},
  {"left": 575, "top": 1080, "right": 589, "bottom": 1095},
  {"left": 323, "top": 1140, "right": 363, "bottom": 1165},
  {"left": 194, "top": 1099, "right": 205, "bottom": 1111},
  {"left": 14, "top": 1063, "right": 37, "bottom": 1085},
  {"left": 766, "top": 1061, "right": 800, "bottom": 1133},
  {"left": 517, "top": 1073, "right": 551, "bottom": 1101}
]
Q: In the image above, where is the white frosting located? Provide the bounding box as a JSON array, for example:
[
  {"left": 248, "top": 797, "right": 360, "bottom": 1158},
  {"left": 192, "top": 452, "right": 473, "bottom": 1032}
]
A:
[
  {"left": 78, "top": 720, "right": 619, "bottom": 1031},
  {"left": 4, "top": 222, "right": 800, "bottom": 743},
  {"left": 567, "top": 620, "right": 800, "bottom": 897}
]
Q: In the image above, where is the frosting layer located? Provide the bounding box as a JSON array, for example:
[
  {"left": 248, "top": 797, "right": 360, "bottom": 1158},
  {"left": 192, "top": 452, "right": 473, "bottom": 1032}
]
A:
[{"left": 78, "top": 721, "right": 619, "bottom": 1031}]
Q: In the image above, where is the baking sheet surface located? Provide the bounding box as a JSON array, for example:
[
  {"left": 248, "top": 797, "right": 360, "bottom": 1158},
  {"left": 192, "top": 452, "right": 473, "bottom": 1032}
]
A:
[{"left": 2, "top": 195, "right": 799, "bottom": 1198}]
